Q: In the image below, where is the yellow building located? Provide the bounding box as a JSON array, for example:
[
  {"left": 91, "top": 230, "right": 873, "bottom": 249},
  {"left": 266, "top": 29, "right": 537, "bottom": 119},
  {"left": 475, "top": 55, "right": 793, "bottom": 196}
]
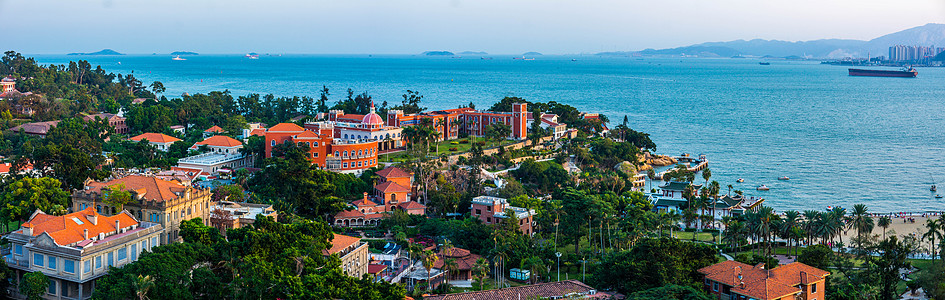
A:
[{"left": 324, "top": 233, "right": 369, "bottom": 278}]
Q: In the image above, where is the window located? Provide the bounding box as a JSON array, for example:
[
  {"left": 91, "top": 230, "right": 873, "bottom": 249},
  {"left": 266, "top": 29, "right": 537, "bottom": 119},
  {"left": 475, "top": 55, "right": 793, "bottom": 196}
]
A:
[
  {"left": 132, "top": 244, "right": 138, "bottom": 260},
  {"left": 313, "top": 152, "right": 318, "bottom": 158},
  {"left": 33, "top": 253, "right": 43, "bottom": 267},
  {"left": 812, "top": 283, "right": 817, "bottom": 293},
  {"left": 713, "top": 282, "right": 719, "bottom": 292},
  {"left": 107, "top": 252, "right": 114, "bottom": 267},
  {"left": 344, "top": 162, "right": 348, "bottom": 168},
  {"left": 64, "top": 260, "right": 75, "bottom": 273},
  {"left": 142, "top": 240, "right": 148, "bottom": 252},
  {"left": 118, "top": 247, "right": 127, "bottom": 261},
  {"left": 313, "top": 142, "right": 319, "bottom": 147},
  {"left": 344, "top": 151, "right": 348, "bottom": 157},
  {"left": 270, "top": 140, "right": 275, "bottom": 146},
  {"left": 358, "top": 161, "right": 362, "bottom": 167},
  {"left": 334, "top": 151, "right": 339, "bottom": 157},
  {"left": 48, "top": 281, "right": 56, "bottom": 295},
  {"left": 486, "top": 206, "right": 492, "bottom": 212},
  {"left": 358, "top": 150, "right": 363, "bottom": 156},
  {"left": 84, "top": 260, "right": 91, "bottom": 274},
  {"left": 14, "top": 244, "right": 22, "bottom": 255},
  {"left": 476, "top": 209, "right": 481, "bottom": 215},
  {"left": 48, "top": 256, "right": 56, "bottom": 269},
  {"left": 96, "top": 256, "right": 102, "bottom": 269},
  {"left": 152, "top": 237, "right": 158, "bottom": 247},
  {"left": 487, "top": 217, "right": 492, "bottom": 223}
]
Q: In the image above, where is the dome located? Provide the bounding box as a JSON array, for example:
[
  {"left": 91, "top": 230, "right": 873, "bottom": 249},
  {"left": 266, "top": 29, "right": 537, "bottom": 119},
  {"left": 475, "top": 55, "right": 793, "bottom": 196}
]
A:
[{"left": 362, "top": 113, "right": 384, "bottom": 126}]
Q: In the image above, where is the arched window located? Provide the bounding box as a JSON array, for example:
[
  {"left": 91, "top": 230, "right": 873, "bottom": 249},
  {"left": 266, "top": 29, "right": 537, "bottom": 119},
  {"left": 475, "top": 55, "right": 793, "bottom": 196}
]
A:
[
  {"left": 313, "top": 142, "right": 318, "bottom": 147},
  {"left": 358, "top": 150, "right": 363, "bottom": 156},
  {"left": 386, "top": 133, "right": 390, "bottom": 139},
  {"left": 343, "top": 151, "right": 348, "bottom": 157},
  {"left": 344, "top": 134, "right": 349, "bottom": 139},
  {"left": 270, "top": 140, "right": 275, "bottom": 146},
  {"left": 390, "top": 194, "right": 397, "bottom": 203},
  {"left": 334, "top": 151, "right": 339, "bottom": 157}
]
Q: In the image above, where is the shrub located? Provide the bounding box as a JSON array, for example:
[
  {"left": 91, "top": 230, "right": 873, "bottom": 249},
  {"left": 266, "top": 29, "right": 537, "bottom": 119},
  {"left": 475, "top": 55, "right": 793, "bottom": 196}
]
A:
[
  {"left": 459, "top": 139, "right": 470, "bottom": 144},
  {"left": 449, "top": 147, "right": 458, "bottom": 151}
]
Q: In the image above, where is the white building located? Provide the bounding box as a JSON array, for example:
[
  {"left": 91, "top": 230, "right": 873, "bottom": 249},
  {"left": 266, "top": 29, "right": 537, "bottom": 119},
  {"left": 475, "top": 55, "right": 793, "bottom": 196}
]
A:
[
  {"left": 128, "top": 133, "right": 182, "bottom": 152},
  {"left": 176, "top": 135, "right": 253, "bottom": 175}
]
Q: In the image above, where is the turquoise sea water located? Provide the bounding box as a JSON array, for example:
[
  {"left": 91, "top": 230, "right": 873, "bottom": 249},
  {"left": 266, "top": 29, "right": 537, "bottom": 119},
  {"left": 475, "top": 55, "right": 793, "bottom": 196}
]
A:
[{"left": 31, "top": 54, "right": 945, "bottom": 213}]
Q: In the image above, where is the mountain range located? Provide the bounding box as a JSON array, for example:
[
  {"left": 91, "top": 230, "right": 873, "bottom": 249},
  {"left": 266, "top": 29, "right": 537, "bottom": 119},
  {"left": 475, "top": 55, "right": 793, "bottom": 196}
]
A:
[{"left": 600, "top": 23, "right": 945, "bottom": 59}]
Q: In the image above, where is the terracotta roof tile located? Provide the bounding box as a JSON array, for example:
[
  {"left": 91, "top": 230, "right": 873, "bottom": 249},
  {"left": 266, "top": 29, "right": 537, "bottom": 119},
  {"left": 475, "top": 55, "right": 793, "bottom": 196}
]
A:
[
  {"left": 85, "top": 175, "right": 189, "bottom": 202},
  {"left": 8, "top": 121, "right": 60, "bottom": 135},
  {"left": 375, "top": 181, "right": 410, "bottom": 193},
  {"left": 193, "top": 135, "right": 242, "bottom": 147},
  {"left": 398, "top": 201, "right": 426, "bottom": 210},
  {"left": 334, "top": 209, "right": 366, "bottom": 219},
  {"left": 267, "top": 123, "right": 305, "bottom": 132},
  {"left": 368, "top": 264, "right": 387, "bottom": 274},
  {"left": 21, "top": 207, "right": 138, "bottom": 246},
  {"left": 129, "top": 133, "right": 181, "bottom": 144},
  {"left": 326, "top": 233, "right": 361, "bottom": 255},
  {"left": 698, "top": 260, "right": 829, "bottom": 300},
  {"left": 375, "top": 167, "right": 412, "bottom": 179},
  {"left": 204, "top": 125, "right": 224, "bottom": 133}
]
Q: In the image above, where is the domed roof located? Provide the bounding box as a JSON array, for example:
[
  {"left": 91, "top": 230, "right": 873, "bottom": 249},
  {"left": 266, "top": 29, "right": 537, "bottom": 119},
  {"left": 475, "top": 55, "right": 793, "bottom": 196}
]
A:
[{"left": 361, "top": 102, "right": 384, "bottom": 126}]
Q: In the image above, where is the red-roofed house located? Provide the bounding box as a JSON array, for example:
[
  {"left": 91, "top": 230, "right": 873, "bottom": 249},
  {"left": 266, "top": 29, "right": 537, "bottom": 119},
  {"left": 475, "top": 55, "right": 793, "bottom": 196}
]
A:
[
  {"left": 333, "top": 167, "right": 425, "bottom": 227},
  {"left": 4, "top": 207, "right": 164, "bottom": 299},
  {"left": 203, "top": 125, "right": 224, "bottom": 138},
  {"left": 83, "top": 113, "right": 129, "bottom": 135},
  {"left": 129, "top": 133, "right": 181, "bottom": 151},
  {"left": 698, "top": 260, "right": 829, "bottom": 300},
  {"left": 8, "top": 120, "right": 60, "bottom": 137},
  {"left": 177, "top": 135, "right": 254, "bottom": 175},
  {"left": 71, "top": 175, "right": 212, "bottom": 244},
  {"left": 263, "top": 122, "right": 379, "bottom": 174},
  {"left": 324, "top": 233, "right": 369, "bottom": 278}
]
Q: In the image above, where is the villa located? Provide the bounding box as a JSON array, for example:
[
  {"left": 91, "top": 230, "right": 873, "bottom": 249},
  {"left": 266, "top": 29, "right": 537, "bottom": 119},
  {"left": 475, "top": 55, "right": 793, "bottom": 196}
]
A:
[
  {"left": 324, "top": 233, "right": 370, "bottom": 278},
  {"left": 263, "top": 121, "right": 380, "bottom": 174},
  {"left": 175, "top": 135, "right": 254, "bottom": 176},
  {"left": 699, "top": 260, "right": 829, "bottom": 300},
  {"left": 470, "top": 196, "right": 536, "bottom": 235},
  {"left": 128, "top": 133, "right": 181, "bottom": 151},
  {"left": 333, "top": 166, "right": 426, "bottom": 227}
]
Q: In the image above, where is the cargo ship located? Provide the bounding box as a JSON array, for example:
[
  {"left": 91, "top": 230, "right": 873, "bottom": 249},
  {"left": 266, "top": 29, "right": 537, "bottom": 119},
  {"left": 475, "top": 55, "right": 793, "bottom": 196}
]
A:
[{"left": 848, "top": 67, "right": 917, "bottom": 77}]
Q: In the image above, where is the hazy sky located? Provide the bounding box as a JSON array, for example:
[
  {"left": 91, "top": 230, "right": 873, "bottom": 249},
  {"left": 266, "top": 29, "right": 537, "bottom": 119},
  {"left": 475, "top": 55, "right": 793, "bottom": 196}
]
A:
[{"left": 2, "top": 0, "right": 943, "bottom": 54}]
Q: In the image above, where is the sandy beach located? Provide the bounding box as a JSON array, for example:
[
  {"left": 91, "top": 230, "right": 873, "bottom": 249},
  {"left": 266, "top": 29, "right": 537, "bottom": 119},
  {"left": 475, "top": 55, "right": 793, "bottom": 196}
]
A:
[{"left": 837, "top": 213, "right": 941, "bottom": 244}]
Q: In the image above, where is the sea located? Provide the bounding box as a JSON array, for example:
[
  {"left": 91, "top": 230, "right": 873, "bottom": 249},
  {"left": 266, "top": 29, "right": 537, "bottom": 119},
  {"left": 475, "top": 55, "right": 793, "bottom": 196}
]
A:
[{"left": 29, "top": 54, "right": 945, "bottom": 213}]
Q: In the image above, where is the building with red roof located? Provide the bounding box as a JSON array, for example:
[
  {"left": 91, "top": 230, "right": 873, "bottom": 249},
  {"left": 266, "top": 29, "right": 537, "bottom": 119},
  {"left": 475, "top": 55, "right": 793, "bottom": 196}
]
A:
[
  {"left": 71, "top": 175, "right": 212, "bottom": 244},
  {"left": 263, "top": 122, "right": 379, "bottom": 174},
  {"left": 423, "top": 280, "right": 621, "bottom": 300},
  {"left": 83, "top": 113, "right": 128, "bottom": 135},
  {"left": 177, "top": 135, "right": 254, "bottom": 175},
  {"left": 7, "top": 120, "right": 60, "bottom": 137},
  {"left": 4, "top": 207, "right": 163, "bottom": 299},
  {"left": 202, "top": 125, "right": 224, "bottom": 138},
  {"left": 324, "top": 102, "right": 406, "bottom": 151},
  {"left": 333, "top": 167, "right": 425, "bottom": 227},
  {"left": 387, "top": 102, "right": 530, "bottom": 142},
  {"left": 324, "top": 233, "right": 369, "bottom": 278},
  {"left": 698, "top": 260, "right": 829, "bottom": 300},
  {"left": 128, "top": 133, "right": 181, "bottom": 151}
]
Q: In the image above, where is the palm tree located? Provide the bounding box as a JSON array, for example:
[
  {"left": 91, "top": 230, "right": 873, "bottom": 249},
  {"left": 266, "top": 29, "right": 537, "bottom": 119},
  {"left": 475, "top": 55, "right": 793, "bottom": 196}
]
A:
[
  {"left": 877, "top": 216, "right": 892, "bottom": 239},
  {"left": 421, "top": 249, "right": 439, "bottom": 291},
  {"left": 472, "top": 258, "right": 490, "bottom": 291},
  {"left": 442, "top": 241, "right": 456, "bottom": 280},
  {"left": 682, "top": 208, "right": 698, "bottom": 231},
  {"left": 789, "top": 226, "right": 805, "bottom": 257},
  {"left": 781, "top": 210, "right": 800, "bottom": 256},
  {"left": 723, "top": 220, "right": 746, "bottom": 252},
  {"left": 802, "top": 210, "right": 821, "bottom": 245},
  {"left": 757, "top": 206, "right": 778, "bottom": 257},
  {"left": 923, "top": 219, "right": 942, "bottom": 261},
  {"left": 133, "top": 275, "right": 155, "bottom": 300},
  {"left": 849, "top": 204, "right": 874, "bottom": 253}
]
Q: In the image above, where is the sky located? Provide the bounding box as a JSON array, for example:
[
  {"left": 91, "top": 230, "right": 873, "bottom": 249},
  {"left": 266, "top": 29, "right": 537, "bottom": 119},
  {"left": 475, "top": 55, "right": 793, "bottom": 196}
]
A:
[{"left": 1, "top": 0, "right": 943, "bottom": 55}]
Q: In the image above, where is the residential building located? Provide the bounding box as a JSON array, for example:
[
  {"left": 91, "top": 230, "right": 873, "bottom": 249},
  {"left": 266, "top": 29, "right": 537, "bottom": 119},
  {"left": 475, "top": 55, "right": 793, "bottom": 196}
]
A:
[
  {"left": 470, "top": 196, "right": 536, "bottom": 235},
  {"left": 128, "top": 133, "right": 181, "bottom": 152},
  {"left": 83, "top": 113, "right": 129, "bottom": 135},
  {"left": 324, "top": 233, "right": 370, "bottom": 278},
  {"left": 332, "top": 166, "right": 426, "bottom": 227},
  {"left": 1, "top": 76, "right": 15, "bottom": 93},
  {"left": 698, "top": 260, "right": 829, "bottom": 300},
  {"left": 527, "top": 113, "right": 569, "bottom": 139},
  {"left": 169, "top": 125, "right": 185, "bottom": 135},
  {"left": 208, "top": 201, "right": 277, "bottom": 234},
  {"left": 4, "top": 207, "right": 163, "bottom": 299},
  {"left": 424, "top": 280, "right": 621, "bottom": 300},
  {"left": 387, "top": 103, "right": 529, "bottom": 141},
  {"left": 324, "top": 103, "right": 406, "bottom": 151},
  {"left": 71, "top": 175, "right": 212, "bottom": 244},
  {"left": 175, "top": 135, "right": 254, "bottom": 175},
  {"left": 203, "top": 125, "right": 224, "bottom": 138},
  {"left": 263, "top": 122, "right": 379, "bottom": 174},
  {"left": 8, "top": 120, "right": 60, "bottom": 137},
  {"left": 239, "top": 122, "right": 266, "bottom": 140},
  {"left": 650, "top": 181, "right": 702, "bottom": 213},
  {"left": 432, "top": 247, "right": 481, "bottom": 281}
]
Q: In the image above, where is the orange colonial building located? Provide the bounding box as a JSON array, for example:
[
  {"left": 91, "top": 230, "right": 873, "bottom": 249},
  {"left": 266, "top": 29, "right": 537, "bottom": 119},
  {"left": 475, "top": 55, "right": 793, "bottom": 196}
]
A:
[
  {"left": 698, "top": 260, "right": 829, "bottom": 300},
  {"left": 333, "top": 166, "right": 426, "bottom": 227},
  {"left": 264, "top": 122, "right": 379, "bottom": 174},
  {"left": 325, "top": 103, "right": 405, "bottom": 151},
  {"left": 387, "top": 103, "right": 529, "bottom": 141}
]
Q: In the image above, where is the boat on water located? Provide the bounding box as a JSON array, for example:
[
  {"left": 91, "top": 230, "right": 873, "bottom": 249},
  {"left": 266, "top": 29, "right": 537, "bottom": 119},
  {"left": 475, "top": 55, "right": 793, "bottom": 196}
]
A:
[
  {"left": 481, "top": 57, "right": 493, "bottom": 60},
  {"left": 245, "top": 53, "right": 260, "bottom": 59},
  {"left": 933, "top": 185, "right": 938, "bottom": 192},
  {"left": 171, "top": 55, "right": 186, "bottom": 61},
  {"left": 736, "top": 178, "right": 745, "bottom": 183},
  {"left": 936, "top": 195, "right": 943, "bottom": 199},
  {"left": 848, "top": 67, "right": 917, "bottom": 77},
  {"left": 759, "top": 62, "right": 770, "bottom": 65},
  {"left": 778, "top": 176, "right": 789, "bottom": 180},
  {"left": 756, "top": 184, "right": 769, "bottom": 191}
]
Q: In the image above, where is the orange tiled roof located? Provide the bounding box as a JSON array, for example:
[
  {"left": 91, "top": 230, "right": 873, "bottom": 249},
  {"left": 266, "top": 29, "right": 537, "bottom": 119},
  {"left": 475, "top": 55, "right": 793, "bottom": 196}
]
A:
[
  {"left": 375, "top": 181, "right": 410, "bottom": 193},
  {"left": 698, "top": 260, "right": 829, "bottom": 300},
  {"left": 21, "top": 207, "right": 138, "bottom": 246},
  {"left": 376, "top": 166, "right": 412, "bottom": 179},
  {"left": 130, "top": 133, "right": 181, "bottom": 144},
  {"left": 267, "top": 123, "right": 305, "bottom": 132},
  {"left": 294, "top": 130, "right": 321, "bottom": 139},
  {"left": 249, "top": 128, "right": 266, "bottom": 136},
  {"left": 204, "top": 125, "right": 224, "bottom": 133},
  {"left": 398, "top": 201, "right": 426, "bottom": 210},
  {"left": 194, "top": 135, "right": 242, "bottom": 147},
  {"left": 86, "top": 175, "right": 189, "bottom": 202},
  {"left": 334, "top": 209, "right": 366, "bottom": 219},
  {"left": 327, "top": 233, "right": 361, "bottom": 255},
  {"left": 433, "top": 247, "right": 480, "bottom": 271}
]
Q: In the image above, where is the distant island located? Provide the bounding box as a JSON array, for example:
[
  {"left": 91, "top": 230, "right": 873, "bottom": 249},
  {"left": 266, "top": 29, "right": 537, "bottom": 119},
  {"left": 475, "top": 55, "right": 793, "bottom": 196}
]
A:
[
  {"left": 170, "top": 51, "right": 199, "bottom": 56},
  {"left": 523, "top": 52, "right": 543, "bottom": 56},
  {"left": 68, "top": 49, "right": 123, "bottom": 56},
  {"left": 423, "top": 51, "right": 454, "bottom": 56},
  {"left": 459, "top": 51, "right": 488, "bottom": 55}
]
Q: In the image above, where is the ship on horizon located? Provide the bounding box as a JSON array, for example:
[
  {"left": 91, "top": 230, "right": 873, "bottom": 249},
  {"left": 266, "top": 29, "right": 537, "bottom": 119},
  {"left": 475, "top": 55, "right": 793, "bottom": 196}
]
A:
[{"left": 848, "top": 67, "right": 917, "bottom": 78}]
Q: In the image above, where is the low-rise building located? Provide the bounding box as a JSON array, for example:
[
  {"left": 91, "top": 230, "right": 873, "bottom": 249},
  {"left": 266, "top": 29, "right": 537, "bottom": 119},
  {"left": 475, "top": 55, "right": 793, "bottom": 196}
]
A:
[
  {"left": 208, "top": 201, "right": 277, "bottom": 234},
  {"left": 8, "top": 120, "right": 60, "bottom": 137},
  {"left": 203, "top": 125, "right": 224, "bottom": 138},
  {"left": 333, "top": 166, "right": 426, "bottom": 227},
  {"left": 83, "top": 113, "right": 129, "bottom": 135},
  {"left": 264, "top": 122, "right": 379, "bottom": 174},
  {"left": 176, "top": 135, "right": 254, "bottom": 175},
  {"left": 169, "top": 125, "right": 185, "bottom": 135},
  {"left": 324, "top": 233, "right": 370, "bottom": 278},
  {"left": 71, "top": 175, "right": 212, "bottom": 244},
  {"left": 650, "top": 181, "right": 702, "bottom": 213},
  {"left": 4, "top": 207, "right": 163, "bottom": 299},
  {"left": 470, "top": 196, "right": 536, "bottom": 235},
  {"left": 128, "top": 133, "right": 182, "bottom": 152},
  {"left": 698, "top": 260, "right": 829, "bottom": 300}
]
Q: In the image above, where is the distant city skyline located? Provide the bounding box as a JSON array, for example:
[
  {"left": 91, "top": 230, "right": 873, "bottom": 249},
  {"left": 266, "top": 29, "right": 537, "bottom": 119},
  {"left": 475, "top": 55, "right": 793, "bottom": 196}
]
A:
[{"left": 1, "top": 0, "right": 943, "bottom": 55}]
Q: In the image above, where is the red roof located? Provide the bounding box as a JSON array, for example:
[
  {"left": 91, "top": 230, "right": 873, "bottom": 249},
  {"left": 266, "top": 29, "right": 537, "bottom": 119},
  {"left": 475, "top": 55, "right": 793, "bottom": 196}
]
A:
[
  {"left": 376, "top": 167, "right": 412, "bottom": 179},
  {"left": 249, "top": 128, "right": 266, "bottom": 136},
  {"left": 204, "top": 125, "right": 224, "bottom": 133},
  {"left": 20, "top": 207, "right": 138, "bottom": 246},
  {"left": 423, "top": 280, "right": 616, "bottom": 300},
  {"left": 85, "top": 175, "right": 189, "bottom": 202},
  {"left": 8, "top": 121, "right": 60, "bottom": 135},
  {"left": 375, "top": 181, "right": 410, "bottom": 193},
  {"left": 267, "top": 123, "right": 305, "bottom": 132},
  {"left": 334, "top": 209, "right": 365, "bottom": 219},
  {"left": 698, "top": 260, "right": 829, "bottom": 300},
  {"left": 326, "top": 233, "right": 361, "bottom": 255},
  {"left": 367, "top": 264, "right": 387, "bottom": 274},
  {"left": 0, "top": 162, "right": 33, "bottom": 174},
  {"left": 193, "top": 135, "right": 242, "bottom": 147},
  {"left": 398, "top": 201, "right": 426, "bottom": 210},
  {"left": 130, "top": 133, "right": 181, "bottom": 144}
]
